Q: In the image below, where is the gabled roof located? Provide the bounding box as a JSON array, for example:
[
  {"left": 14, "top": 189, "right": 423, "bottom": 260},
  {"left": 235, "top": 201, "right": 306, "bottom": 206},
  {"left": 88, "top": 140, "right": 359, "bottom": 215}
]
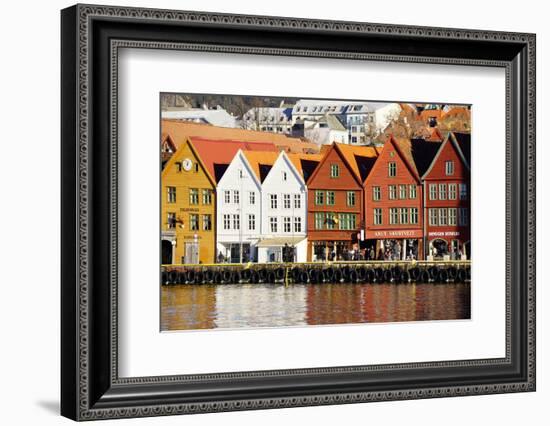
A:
[
  {"left": 241, "top": 151, "right": 279, "bottom": 182},
  {"left": 421, "top": 131, "right": 470, "bottom": 179},
  {"left": 286, "top": 153, "right": 323, "bottom": 182},
  {"left": 336, "top": 144, "right": 379, "bottom": 183},
  {"left": 161, "top": 137, "right": 217, "bottom": 188},
  {"left": 410, "top": 138, "right": 443, "bottom": 177},
  {"left": 391, "top": 137, "right": 420, "bottom": 179},
  {"left": 452, "top": 132, "right": 471, "bottom": 165},
  {"left": 365, "top": 136, "right": 421, "bottom": 185},
  {"left": 306, "top": 143, "right": 379, "bottom": 186},
  {"left": 191, "top": 137, "right": 278, "bottom": 183}
]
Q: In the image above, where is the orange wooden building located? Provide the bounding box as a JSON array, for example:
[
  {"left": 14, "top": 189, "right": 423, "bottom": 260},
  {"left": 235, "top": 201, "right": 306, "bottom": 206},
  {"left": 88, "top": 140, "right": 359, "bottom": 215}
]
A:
[{"left": 306, "top": 143, "right": 378, "bottom": 261}]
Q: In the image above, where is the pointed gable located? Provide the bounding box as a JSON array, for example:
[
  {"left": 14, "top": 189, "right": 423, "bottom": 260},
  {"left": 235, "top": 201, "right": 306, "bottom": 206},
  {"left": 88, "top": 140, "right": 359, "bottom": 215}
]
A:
[
  {"left": 241, "top": 151, "right": 279, "bottom": 182},
  {"left": 422, "top": 132, "right": 470, "bottom": 180},
  {"left": 306, "top": 143, "right": 364, "bottom": 190},
  {"left": 365, "top": 135, "right": 420, "bottom": 186}
]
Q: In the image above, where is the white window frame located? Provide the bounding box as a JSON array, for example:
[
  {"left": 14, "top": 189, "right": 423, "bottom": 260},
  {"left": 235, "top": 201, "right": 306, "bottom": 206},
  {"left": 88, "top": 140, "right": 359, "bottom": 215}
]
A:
[
  {"left": 374, "top": 208, "right": 382, "bottom": 225},
  {"left": 448, "top": 183, "right": 457, "bottom": 200},
  {"left": 439, "top": 183, "right": 447, "bottom": 200},
  {"left": 429, "top": 184, "right": 437, "bottom": 200}
]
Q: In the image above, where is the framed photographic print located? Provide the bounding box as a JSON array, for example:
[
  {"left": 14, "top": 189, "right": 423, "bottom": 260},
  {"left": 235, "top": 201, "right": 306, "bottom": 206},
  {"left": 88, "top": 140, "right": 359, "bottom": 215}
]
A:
[{"left": 61, "top": 4, "right": 536, "bottom": 421}]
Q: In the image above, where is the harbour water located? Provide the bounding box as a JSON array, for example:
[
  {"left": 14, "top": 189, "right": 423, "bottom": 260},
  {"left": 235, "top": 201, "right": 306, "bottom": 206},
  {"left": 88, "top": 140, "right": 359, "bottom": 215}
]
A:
[{"left": 161, "top": 282, "right": 471, "bottom": 331}]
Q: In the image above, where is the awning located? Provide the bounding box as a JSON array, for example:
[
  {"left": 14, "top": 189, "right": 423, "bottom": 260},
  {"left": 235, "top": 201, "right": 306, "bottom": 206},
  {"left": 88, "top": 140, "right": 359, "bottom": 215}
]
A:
[{"left": 256, "top": 236, "right": 306, "bottom": 248}]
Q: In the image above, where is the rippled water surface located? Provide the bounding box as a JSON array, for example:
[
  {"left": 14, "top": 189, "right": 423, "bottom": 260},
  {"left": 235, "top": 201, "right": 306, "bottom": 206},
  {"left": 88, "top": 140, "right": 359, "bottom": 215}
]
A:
[{"left": 161, "top": 283, "right": 471, "bottom": 331}]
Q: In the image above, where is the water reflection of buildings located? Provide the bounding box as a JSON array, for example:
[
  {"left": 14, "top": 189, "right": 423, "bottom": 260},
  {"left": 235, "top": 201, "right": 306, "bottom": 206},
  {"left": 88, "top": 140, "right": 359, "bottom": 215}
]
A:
[
  {"left": 160, "top": 285, "right": 217, "bottom": 331},
  {"left": 213, "top": 285, "right": 308, "bottom": 329},
  {"left": 161, "top": 283, "right": 470, "bottom": 331}
]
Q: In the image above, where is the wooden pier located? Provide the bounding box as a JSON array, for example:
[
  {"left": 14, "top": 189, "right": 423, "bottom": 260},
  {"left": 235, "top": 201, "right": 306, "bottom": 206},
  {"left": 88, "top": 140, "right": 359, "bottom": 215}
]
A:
[{"left": 161, "top": 260, "right": 471, "bottom": 285}]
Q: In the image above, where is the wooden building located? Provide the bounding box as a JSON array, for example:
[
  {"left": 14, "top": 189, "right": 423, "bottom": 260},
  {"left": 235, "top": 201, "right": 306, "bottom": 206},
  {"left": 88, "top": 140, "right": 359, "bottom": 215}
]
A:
[
  {"left": 420, "top": 132, "right": 471, "bottom": 259},
  {"left": 161, "top": 137, "right": 217, "bottom": 265},
  {"left": 306, "top": 143, "right": 378, "bottom": 261},
  {"left": 363, "top": 136, "right": 424, "bottom": 260}
]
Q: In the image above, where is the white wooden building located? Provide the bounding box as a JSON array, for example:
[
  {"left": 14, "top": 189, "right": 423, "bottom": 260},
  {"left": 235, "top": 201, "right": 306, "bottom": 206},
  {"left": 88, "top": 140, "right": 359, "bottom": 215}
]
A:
[
  {"left": 257, "top": 151, "right": 308, "bottom": 263},
  {"left": 215, "top": 150, "right": 264, "bottom": 263}
]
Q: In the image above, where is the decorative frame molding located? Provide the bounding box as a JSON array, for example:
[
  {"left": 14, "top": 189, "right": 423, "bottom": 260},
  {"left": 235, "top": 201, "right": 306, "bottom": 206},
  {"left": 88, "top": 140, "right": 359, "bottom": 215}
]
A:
[{"left": 61, "top": 4, "right": 535, "bottom": 421}]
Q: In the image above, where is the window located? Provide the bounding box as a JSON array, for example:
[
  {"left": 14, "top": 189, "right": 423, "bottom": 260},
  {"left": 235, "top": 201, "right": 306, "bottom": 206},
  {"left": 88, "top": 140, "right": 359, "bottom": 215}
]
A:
[
  {"left": 347, "top": 191, "right": 356, "bottom": 207},
  {"left": 330, "top": 164, "right": 339, "bottom": 178},
  {"left": 249, "top": 191, "right": 255, "bottom": 205},
  {"left": 448, "top": 208, "right": 457, "bottom": 226},
  {"left": 233, "top": 190, "right": 240, "bottom": 204},
  {"left": 282, "top": 171, "right": 287, "bottom": 181},
  {"left": 189, "top": 214, "right": 199, "bottom": 231},
  {"left": 269, "top": 217, "right": 278, "bottom": 233},
  {"left": 351, "top": 136, "right": 357, "bottom": 144},
  {"left": 390, "top": 208, "right": 399, "bottom": 225},
  {"left": 439, "top": 208, "right": 447, "bottom": 226},
  {"left": 372, "top": 186, "right": 381, "bottom": 201},
  {"left": 374, "top": 208, "right": 383, "bottom": 225},
  {"left": 167, "top": 186, "right": 176, "bottom": 203},
  {"left": 224, "top": 190, "right": 231, "bottom": 203},
  {"left": 283, "top": 217, "right": 291, "bottom": 233},
  {"left": 326, "top": 191, "right": 335, "bottom": 205},
  {"left": 223, "top": 214, "right": 231, "bottom": 230},
  {"left": 270, "top": 194, "right": 278, "bottom": 209},
  {"left": 167, "top": 212, "right": 176, "bottom": 229},
  {"left": 399, "top": 185, "right": 407, "bottom": 199},
  {"left": 283, "top": 194, "right": 291, "bottom": 209},
  {"left": 429, "top": 208, "right": 438, "bottom": 226},
  {"left": 326, "top": 213, "right": 336, "bottom": 230},
  {"left": 459, "top": 183, "right": 468, "bottom": 200},
  {"left": 314, "top": 213, "right": 324, "bottom": 230},
  {"left": 294, "top": 217, "right": 302, "bottom": 233},
  {"left": 459, "top": 208, "right": 469, "bottom": 226},
  {"left": 202, "top": 214, "right": 212, "bottom": 231},
  {"left": 315, "top": 190, "right": 324, "bottom": 205},
  {"left": 439, "top": 183, "right": 447, "bottom": 200},
  {"left": 409, "top": 185, "right": 417, "bottom": 199},
  {"left": 449, "top": 183, "right": 457, "bottom": 200},
  {"left": 294, "top": 194, "right": 301, "bottom": 209},
  {"left": 410, "top": 208, "right": 419, "bottom": 224},
  {"left": 232, "top": 214, "right": 240, "bottom": 230},
  {"left": 189, "top": 188, "right": 199, "bottom": 205},
  {"left": 400, "top": 208, "right": 408, "bottom": 224},
  {"left": 338, "top": 213, "right": 357, "bottom": 230},
  {"left": 445, "top": 160, "right": 455, "bottom": 175},
  {"left": 429, "top": 184, "right": 437, "bottom": 200},
  {"left": 202, "top": 189, "right": 212, "bottom": 205},
  {"left": 388, "top": 162, "right": 397, "bottom": 177},
  {"left": 194, "top": 162, "right": 199, "bottom": 173},
  {"left": 248, "top": 214, "right": 256, "bottom": 231},
  {"left": 389, "top": 185, "right": 397, "bottom": 200}
]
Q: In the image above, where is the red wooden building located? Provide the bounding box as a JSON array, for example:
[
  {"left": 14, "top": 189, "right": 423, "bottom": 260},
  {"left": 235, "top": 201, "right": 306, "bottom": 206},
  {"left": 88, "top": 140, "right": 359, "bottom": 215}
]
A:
[
  {"left": 420, "top": 132, "right": 471, "bottom": 259},
  {"left": 363, "top": 136, "right": 424, "bottom": 260},
  {"left": 306, "top": 143, "right": 378, "bottom": 261}
]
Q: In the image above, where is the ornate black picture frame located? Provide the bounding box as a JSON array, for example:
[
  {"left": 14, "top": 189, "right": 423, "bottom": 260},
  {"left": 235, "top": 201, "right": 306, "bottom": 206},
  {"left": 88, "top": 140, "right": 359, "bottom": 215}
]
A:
[{"left": 61, "top": 4, "right": 536, "bottom": 421}]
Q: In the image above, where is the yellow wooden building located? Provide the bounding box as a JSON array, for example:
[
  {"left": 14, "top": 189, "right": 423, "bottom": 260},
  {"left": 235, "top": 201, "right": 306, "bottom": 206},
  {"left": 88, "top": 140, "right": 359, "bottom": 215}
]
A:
[{"left": 161, "top": 137, "right": 216, "bottom": 265}]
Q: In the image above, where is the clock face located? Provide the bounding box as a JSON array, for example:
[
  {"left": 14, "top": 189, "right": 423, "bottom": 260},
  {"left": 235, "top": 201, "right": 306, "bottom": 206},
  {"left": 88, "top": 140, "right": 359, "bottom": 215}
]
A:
[{"left": 182, "top": 158, "right": 193, "bottom": 171}]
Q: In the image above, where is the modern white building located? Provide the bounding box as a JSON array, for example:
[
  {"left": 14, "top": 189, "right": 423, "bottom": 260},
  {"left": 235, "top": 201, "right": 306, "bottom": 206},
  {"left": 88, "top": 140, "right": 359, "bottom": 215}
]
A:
[
  {"left": 242, "top": 106, "right": 293, "bottom": 134},
  {"left": 215, "top": 150, "right": 265, "bottom": 263},
  {"left": 297, "top": 115, "right": 348, "bottom": 146},
  {"left": 257, "top": 151, "right": 308, "bottom": 263},
  {"left": 291, "top": 99, "right": 400, "bottom": 145}
]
